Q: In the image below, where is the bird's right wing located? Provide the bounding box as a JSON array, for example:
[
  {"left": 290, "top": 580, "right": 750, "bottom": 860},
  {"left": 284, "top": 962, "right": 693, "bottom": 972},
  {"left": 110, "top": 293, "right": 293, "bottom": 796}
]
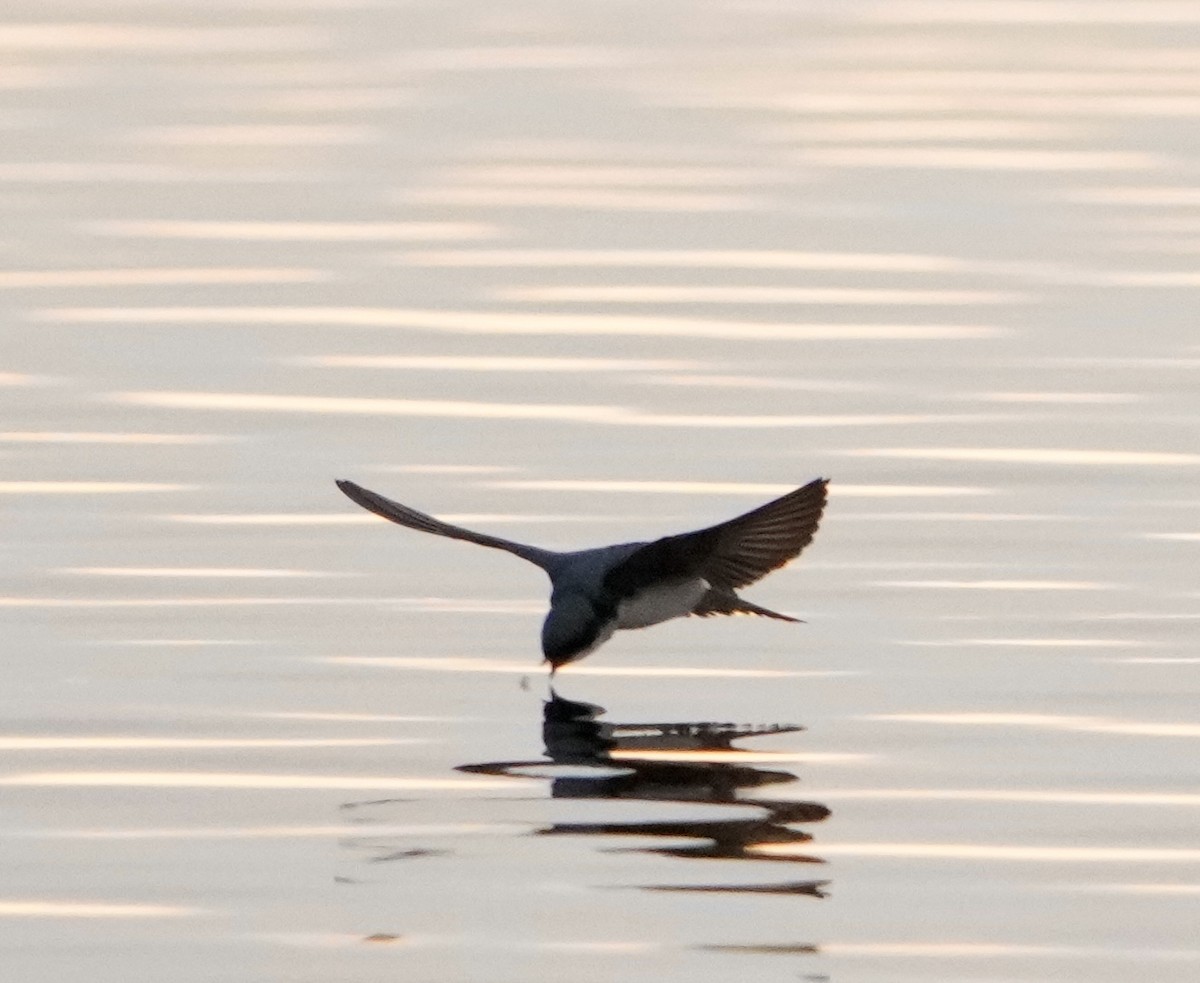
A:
[{"left": 336, "top": 479, "right": 547, "bottom": 563}]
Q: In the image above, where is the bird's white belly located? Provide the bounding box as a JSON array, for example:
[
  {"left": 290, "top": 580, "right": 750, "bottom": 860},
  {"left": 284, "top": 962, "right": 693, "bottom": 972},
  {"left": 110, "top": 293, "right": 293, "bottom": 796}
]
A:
[{"left": 616, "top": 578, "right": 708, "bottom": 630}]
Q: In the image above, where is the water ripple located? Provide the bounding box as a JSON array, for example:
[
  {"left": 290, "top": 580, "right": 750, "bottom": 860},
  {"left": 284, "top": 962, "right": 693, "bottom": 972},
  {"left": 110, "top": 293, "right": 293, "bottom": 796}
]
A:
[{"left": 40, "top": 306, "right": 1004, "bottom": 340}]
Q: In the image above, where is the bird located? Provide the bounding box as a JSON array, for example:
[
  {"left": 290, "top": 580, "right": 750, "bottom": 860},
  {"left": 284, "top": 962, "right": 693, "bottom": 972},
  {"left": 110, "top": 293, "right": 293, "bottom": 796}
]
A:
[{"left": 336, "top": 477, "right": 829, "bottom": 671}]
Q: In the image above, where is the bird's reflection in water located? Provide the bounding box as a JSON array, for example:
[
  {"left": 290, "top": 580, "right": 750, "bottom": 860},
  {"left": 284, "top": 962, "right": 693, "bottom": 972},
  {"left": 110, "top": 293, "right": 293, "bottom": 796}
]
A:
[{"left": 458, "top": 691, "right": 830, "bottom": 897}]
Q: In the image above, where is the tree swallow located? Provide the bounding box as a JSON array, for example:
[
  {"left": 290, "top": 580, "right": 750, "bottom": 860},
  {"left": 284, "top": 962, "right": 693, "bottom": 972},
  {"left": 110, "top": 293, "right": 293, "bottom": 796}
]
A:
[{"left": 336, "top": 477, "right": 828, "bottom": 671}]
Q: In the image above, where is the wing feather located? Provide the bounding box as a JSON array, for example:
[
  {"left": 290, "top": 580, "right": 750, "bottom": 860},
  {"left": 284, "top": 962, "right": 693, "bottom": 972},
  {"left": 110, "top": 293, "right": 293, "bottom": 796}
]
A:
[
  {"left": 696, "top": 478, "right": 828, "bottom": 589},
  {"left": 602, "top": 478, "right": 828, "bottom": 598},
  {"left": 335, "top": 479, "right": 545, "bottom": 562}
]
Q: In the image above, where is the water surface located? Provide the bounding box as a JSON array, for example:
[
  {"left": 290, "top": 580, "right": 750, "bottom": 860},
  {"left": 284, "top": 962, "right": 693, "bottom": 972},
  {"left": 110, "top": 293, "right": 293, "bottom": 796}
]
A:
[{"left": 4, "top": 2, "right": 1200, "bottom": 981}]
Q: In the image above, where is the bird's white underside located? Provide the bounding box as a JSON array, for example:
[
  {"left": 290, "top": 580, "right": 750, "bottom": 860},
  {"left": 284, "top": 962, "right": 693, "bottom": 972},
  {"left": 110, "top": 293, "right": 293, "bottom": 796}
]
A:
[
  {"left": 559, "top": 578, "right": 708, "bottom": 664},
  {"left": 616, "top": 577, "right": 710, "bottom": 630}
]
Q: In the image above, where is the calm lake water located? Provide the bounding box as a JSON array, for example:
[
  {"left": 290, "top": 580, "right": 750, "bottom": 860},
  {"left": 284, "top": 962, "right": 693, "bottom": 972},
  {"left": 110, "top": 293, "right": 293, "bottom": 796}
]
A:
[{"left": 5, "top": 2, "right": 1200, "bottom": 981}]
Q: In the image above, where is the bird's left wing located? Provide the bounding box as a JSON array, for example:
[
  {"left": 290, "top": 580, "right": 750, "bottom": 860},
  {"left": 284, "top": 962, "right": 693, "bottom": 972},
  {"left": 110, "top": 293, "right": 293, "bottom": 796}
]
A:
[
  {"left": 691, "top": 478, "right": 828, "bottom": 589},
  {"left": 603, "top": 478, "right": 828, "bottom": 597}
]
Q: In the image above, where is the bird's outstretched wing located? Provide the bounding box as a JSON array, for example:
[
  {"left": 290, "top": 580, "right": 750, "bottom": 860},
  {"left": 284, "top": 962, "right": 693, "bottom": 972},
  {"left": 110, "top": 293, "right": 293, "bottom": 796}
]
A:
[
  {"left": 689, "top": 478, "right": 828, "bottom": 589},
  {"left": 604, "top": 479, "right": 828, "bottom": 598},
  {"left": 336, "top": 479, "right": 547, "bottom": 564}
]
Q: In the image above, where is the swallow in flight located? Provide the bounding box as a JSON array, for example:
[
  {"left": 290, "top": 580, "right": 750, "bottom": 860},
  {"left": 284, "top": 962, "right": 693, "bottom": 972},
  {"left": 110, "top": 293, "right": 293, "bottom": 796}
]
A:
[{"left": 336, "top": 478, "right": 828, "bottom": 671}]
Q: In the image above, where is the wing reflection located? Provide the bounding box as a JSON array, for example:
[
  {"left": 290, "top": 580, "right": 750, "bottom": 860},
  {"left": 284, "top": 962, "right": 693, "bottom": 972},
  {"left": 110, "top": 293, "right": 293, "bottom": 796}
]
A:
[{"left": 459, "top": 691, "right": 830, "bottom": 897}]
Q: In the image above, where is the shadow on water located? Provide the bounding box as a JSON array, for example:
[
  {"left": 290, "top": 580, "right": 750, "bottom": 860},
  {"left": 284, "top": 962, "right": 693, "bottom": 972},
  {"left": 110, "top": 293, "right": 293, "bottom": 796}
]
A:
[{"left": 458, "top": 690, "right": 830, "bottom": 897}]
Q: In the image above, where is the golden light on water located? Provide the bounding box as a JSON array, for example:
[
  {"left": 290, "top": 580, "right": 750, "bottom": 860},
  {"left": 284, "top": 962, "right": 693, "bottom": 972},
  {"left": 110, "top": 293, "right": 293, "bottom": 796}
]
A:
[
  {"left": 0, "top": 737, "right": 419, "bottom": 750},
  {"left": 0, "top": 597, "right": 543, "bottom": 611},
  {"left": 292, "top": 355, "right": 701, "bottom": 372},
  {"left": 495, "top": 285, "right": 1022, "bottom": 305},
  {"left": 867, "top": 713, "right": 1200, "bottom": 737},
  {"left": 163, "top": 512, "right": 596, "bottom": 527},
  {"left": 401, "top": 248, "right": 969, "bottom": 271},
  {"left": 840, "top": 512, "right": 1072, "bottom": 522},
  {"left": 129, "top": 124, "right": 377, "bottom": 146},
  {"left": 1111, "top": 657, "right": 1200, "bottom": 665},
  {"left": 810, "top": 788, "right": 1200, "bottom": 806},
  {"left": 249, "top": 712, "right": 452, "bottom": 723},
  {"left": 841, "top": 447, "right": 1200, "bottom": 465},
  {"left": 795, "top": 146, "right": 1160, "bottom": 171},
  {"left": 900, "top": 639, "right": 1149, "bottom": 648},
  {"left": 236, "top": 88, "right": 413, "bottom": 112},
  {"left": 857, "top": 3, "right": 1200, "bottom": 24},
  {"left": 385, "top": 44, "right": 631, "bottom": 72},
  {"left": 0, "top": 772, "right": 519, "bottom": 790},
  {"left": 0, "top": 597, "right": 396, "bottom": 608},
  {"left": 763, "top": 118, "right": 1074, "bottom": 142},
  {"left": 89, "top": 220, "right": 498, "bottom": 241},
  {"left": 608, "top": 749, "right": 871, "bottom": 764},
  {"left": 326, "top": 656, "right": 857, "bottom": 679},
  {"left": 16, "top": 823, "right": 523, "bottom": 840},
  {"left": 104, "top": 390, "right": 1004, "bottom": 429},
  {"left": 165, "top": 513, "right": 376, "bottom": 525},
  {"left": 382, "top": 464, "right": 517, "bottom": 474},
  {"left": 488, "top": 479, "right": 989, "bottom": 497},
  {"left": 533, "top": 942, "right": 658, "bottom": 954},
  {"left": 0, "top": 901, "right": 200, "bottom": 919},
  {"left": 0, "top": 481, "right": 190, "bottom": 494},
  {"left": 1072, "top": 884, "right": 1200, "bottom": 895},
  {"left": 873, "top": 580, "right": 1116, "bottom": 590},
  {"left": 0, "top": 23, "right": 319, "bottom": 52},
  {"left": 0, "top": 268, "right": 325, "bottom": 287},
  {"left": 953, "top": 391, "right": 1140, "bottom": 404},
  {"left": 57, "top": 567, "right": 339, "bottom": 579},
  {"left": 0, "top": 432, "right": 223, "bottom": 444},
  {"left": 0, "top": 372, "right": 55, "bottom": 386},
  {"left": 819, "top": 942, "right": 1200, "bottom": 960},
  {"left": 1068, "top": 186, "right": 1200, "bottom": 205},
  {"left": 807, "top": 843, "right": 1200, "bottom": 863},
  {"left": 40, "top": 306, "right": 1004, "bottom": 340},
  {"left": 399, "top": 186, "right": 761, "bottom": 212},
  {"left": 111, "top": 391, "right": 627, "bottom": 422}
]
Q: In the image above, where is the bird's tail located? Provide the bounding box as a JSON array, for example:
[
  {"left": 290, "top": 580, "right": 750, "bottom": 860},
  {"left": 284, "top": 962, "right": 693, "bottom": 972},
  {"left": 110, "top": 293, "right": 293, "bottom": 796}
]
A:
[
  {"left": 733, "top": 598, "right": 803, "bottom": 622},
  {"left": 691, "top": 589, "right": 802, "bottom": 623}
]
